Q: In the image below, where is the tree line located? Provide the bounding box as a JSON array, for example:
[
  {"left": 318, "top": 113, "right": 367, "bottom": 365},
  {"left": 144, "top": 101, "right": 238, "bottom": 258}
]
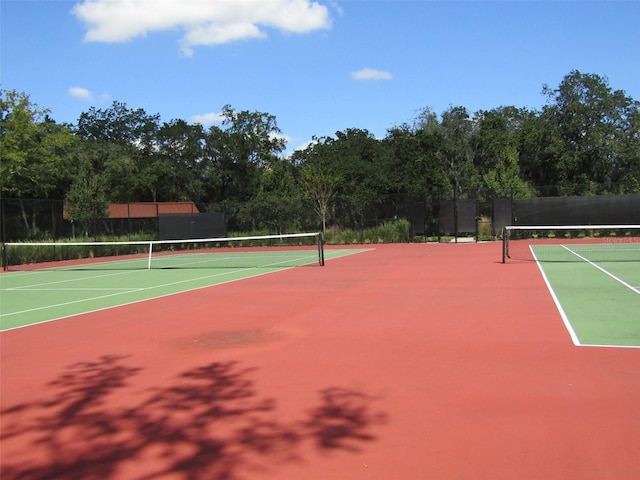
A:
[{"left": 1, "top": 70, "right": 639, "bottom": 236}]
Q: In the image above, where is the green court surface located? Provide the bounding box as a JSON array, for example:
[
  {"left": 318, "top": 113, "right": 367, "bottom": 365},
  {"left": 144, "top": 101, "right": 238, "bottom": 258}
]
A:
[
  {"left": 0, "top": 248, "right": 368, "bottom": 331},
  {"left": 532, "top": 244, "right": 640, "bottom": 347}
]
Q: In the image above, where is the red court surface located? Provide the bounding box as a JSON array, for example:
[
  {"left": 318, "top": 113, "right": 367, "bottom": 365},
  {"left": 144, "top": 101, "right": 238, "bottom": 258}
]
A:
[{"left": 1, "top": 243, "right": 639, "bottom": 479}]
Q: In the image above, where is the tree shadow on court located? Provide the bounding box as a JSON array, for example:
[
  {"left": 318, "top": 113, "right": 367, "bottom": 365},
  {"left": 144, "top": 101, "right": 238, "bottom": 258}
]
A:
[
  {"left": 304, "top": 387, "right": 388, "bottom": 453},
  {"left": 1, "top": 356, "right": 387, "bottom": 480}
]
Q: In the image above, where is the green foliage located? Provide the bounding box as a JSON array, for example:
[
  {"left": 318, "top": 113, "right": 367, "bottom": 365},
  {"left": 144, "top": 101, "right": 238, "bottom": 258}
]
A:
[
  {"left": 298, "top": 160, "right": 342, "bottom": 233},
  {"left": 482, "top": 145, "right": 536, "bottom": 199},
  {"left": 154, "top": 119, "right": 206, "bottom": 202},
  {"left": 252, "top": 157, "right": 303, "bottom": 233},
  {"left": 1, "top": 90, "right": 77, "bottom": 205},
  {"left": 0, "top": 91, "right": 79, "bottom": 239},
  {"left": 75, "top": 101, "right": 162, "bottom": 202},
  {"left": 294, "top": 129, "right": 394, "bottom": 231},
  {"left": 375, "top": 219, "right": 411, "bottom": 242},
  {"left": 3, "top": 69, "right": 640, "bottom": 242},
  {"left": 531, "top": 70, "right": 640, "bottom": 195},
  {"left": 324, "top": 219, "right": 410, "bottom": 244},
  {"left": 65, "top": 157, "right": 109, "bottom": 237}
]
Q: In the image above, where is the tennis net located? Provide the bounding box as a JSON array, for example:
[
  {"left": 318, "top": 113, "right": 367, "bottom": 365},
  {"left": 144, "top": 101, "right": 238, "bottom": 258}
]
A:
[
  {"left": 2, "top": 232, "right": 325, "bottom": 271},
  {"left": 502, "top": 225, "right": 640, "bottom": 263}
]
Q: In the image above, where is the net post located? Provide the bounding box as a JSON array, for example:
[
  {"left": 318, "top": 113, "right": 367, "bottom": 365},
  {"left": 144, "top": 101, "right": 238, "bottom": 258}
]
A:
[
  {"left": 501, "top": 226, "right": 508, "bottom": 263},
  {"left": 147, "top": 242, "right": 153, "bottom": 269},
  {"left": 318, "top": 233, "right": 325, "bottom": 266},
  {"left": 1, "top": 242, "right": 7, "bottom": 271}
]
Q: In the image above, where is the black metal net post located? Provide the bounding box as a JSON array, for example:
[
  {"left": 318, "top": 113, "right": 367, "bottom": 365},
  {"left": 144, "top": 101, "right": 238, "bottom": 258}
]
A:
[
  {"left": 501, "top": 227, "right": 509, "bottom": 263},
  {"left": 317, "top": 232, "right": 325, "bottom": 266}
]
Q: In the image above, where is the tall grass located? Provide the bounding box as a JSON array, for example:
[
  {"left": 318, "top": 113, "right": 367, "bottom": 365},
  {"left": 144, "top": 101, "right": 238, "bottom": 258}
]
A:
[{"left": 324, "top": 219, "right": 410, "bottom": 244}]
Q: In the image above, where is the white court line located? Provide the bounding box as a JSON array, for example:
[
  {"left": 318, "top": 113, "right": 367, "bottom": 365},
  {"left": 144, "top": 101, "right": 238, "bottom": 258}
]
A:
[
  {"left": 572, "top": 343, "right": 640, "bottom": 349},
  {"left": 0, "top": 249, "right": 369, "bottom": 331},
  {"left": 1, "top": 257, "right": 148, "bottom": 279},
  {"left": 8, "top": 288, "right": 138, "bottom": 291},
  {"left": 1, "top": 288, "right": 145, "bottom": 317},
  {"left": 2, "top": 269, "right": 150, "bottom": 290},
  {"left": 561, "top": 245, "right": 640, "bottom": 295},
  {"left": 0, "top": 267, "right": 294, "bottom": 332},
  {"left": 1, "top": 256, "right": 313, "bottom": 320},
  {"left": 530, "top": 246, "right": 581, "bottom": 346},
  {"left": 531, "top": 245, "right": 640, "bottom": 349},
  {"left": 1, "top": 252, "right": 317, "bottom": 292},
  {"left": 155, "top": 255, "right": 318, "bottom": 269}
]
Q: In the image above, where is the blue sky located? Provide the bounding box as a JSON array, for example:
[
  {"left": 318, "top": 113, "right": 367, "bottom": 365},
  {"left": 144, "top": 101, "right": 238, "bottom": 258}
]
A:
[{"left": 2, "top": 0, "right": 639, "bottom": 153}]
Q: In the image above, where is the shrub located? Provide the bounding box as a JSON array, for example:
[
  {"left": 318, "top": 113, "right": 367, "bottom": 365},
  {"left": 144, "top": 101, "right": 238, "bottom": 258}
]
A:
[{"left": 324, "top": 219, "right": 409, "bottom": 245}]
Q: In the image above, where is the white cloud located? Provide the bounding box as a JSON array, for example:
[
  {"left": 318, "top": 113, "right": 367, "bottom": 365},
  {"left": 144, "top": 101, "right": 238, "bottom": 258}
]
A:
[
  {"left": 288, "top": 137, "right": 317, "bottom": 154},
  {"left": 351, "top": 68, "right": 393, "bottom": 81},
  {"left": 68, "top": 87, "right": 111, "bottom": 104},
  {"left": 72, "top": 0, "right": 332, "bottom": 56},
  {"left": 69, "top": 86, "right": 93, "bottom": 100},
  {"left": 190, "top": 111, "right": 225, "bottom": 126}
]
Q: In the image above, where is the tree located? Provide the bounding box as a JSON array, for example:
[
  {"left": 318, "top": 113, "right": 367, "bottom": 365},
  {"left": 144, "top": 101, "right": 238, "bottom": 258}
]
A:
[
  {"left": 538, "top": 70, "right": 640, "bottom": 194},
  {"left": 1, "top": 90, "right": 76, "bottom": 199},
  {"left": 153, "top": 119, "right": 205, "bottom": 202},
  {"left": 440, "top": 106, "right": 479, "bottom": 197},
  {"left": 298, "top": 129, "right": 394, "bottom": 229},
  {"left": 0, "top": 90, "right": 76, "bottom": 232},
  {"left": 299, "top": 161, "right": 341, "bottom": 233},
  {"left": 200, "top": 106, "right": 286, "bottom": 203},
  {"left": 482, "top": 145, "right": 535, "bottom": 199},
  {"left": 76, "top": 101, "right": 160, "bottom": 146},
  {"left": 76, "top": 102, "right": 160, "bottom": 201},
  {"left": 615, "top": 105, "right": 640, "bottom": 192},
  {"left": 220, "top": 105, "right": 286, "bottom": 168},
  {"left": 517, "top": 108, "right": 558, "bottom": 194},
  {"left": 384, "top": 116, "right": 452, "bottom": 235},
  {"left": 65, "top": 157, "right": 109, "bottom": 238},
  {"left": 385, "top": 121, "right": 449, "bottom": 198},
  {"left": 471, "top": 107, "right": 523, "bottom": 175},
  {"left": 252, "top": 157, "right": 302, "bottom": 232},
  {"left": 470, "top": 107, "right": 535, "bottom": 200}
]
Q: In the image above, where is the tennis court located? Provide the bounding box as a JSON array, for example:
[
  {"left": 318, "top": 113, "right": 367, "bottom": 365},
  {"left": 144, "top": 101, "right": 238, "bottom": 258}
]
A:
[
  {"left": 0, "top": 246, "right": 368, "bottom": 331},
  {"left": 502, "top": 225, "right": 640, "bottom": 348},
  {"left": 532, "top": 244, "right": 640, "bottom": 348},
  {"left": 1, "top": 242, "right": 639, "bottom": 479}
]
